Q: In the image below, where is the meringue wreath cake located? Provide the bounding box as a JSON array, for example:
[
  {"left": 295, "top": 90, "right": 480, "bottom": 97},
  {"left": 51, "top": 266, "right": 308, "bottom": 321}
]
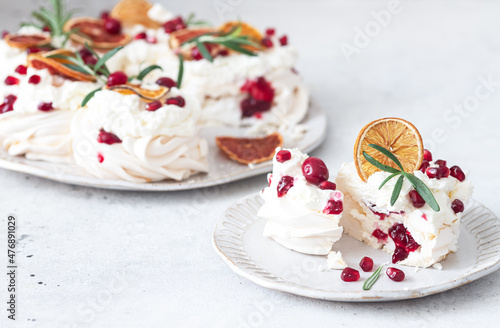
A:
[{"left": 0, "top": 0, "right": 309, "bottom": 182}]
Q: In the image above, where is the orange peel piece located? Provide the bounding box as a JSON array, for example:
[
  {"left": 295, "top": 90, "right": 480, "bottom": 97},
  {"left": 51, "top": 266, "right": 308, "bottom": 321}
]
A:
[
  {"left": 64, "top": 17, "right": 131, "bottom": 50},
  {"left": 354, "top": 117, "right": 424, "bottom": 182},
  {"left": 218, "top": 21, "right": 263, "bottom": 51},
  {"left": 27, "top": 50, "right": 97, "bottom": 82},
  {"left": 110, "top": 0, "right": 162, "bottom": 29},
  {"left": 216, "top": 133, "right": 283, "bottom": 164},
  {"left": 4, "top": 34, "right": 51, "bottom": 49},
  {"left": 104, "top": 84, "right": 169, "bottom": 101}
]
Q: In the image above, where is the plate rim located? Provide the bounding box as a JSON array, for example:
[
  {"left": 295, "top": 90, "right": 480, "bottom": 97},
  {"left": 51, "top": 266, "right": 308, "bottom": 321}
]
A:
[{"left": 213, "top": 192, "right": 500, "bottom": 302}]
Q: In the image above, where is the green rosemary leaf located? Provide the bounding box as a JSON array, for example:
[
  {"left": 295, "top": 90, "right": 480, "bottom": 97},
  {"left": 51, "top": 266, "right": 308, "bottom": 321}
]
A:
[
  {"left": 137, "top": 65, "right": 163, "bottom": 81},
  {"left": 403, "top": 173, "right": 440, "bottom": 211},
  {"left": 362, "top": 151, "right": 401, "bottom": 174},
  {"left": 391, "top": 175, "right": 404, "bottom": 206},
  {"left": 93, "top": 46, "right": 124, "bottom": 76},
  {"left": 363, "top": 265, "right": 384, "bottom": 290},
  {"left": 220, "top": 42, "right": 257, "bottom": 56},
  {"left": 185, "top": 13, "right": 211, "bottom": 26},
  {"left": 177, "top": 55, "right": 184, "bottom": 88},
  {"left": 368, "top": 144, "right": 405, "bottom": 171},
  {"left": 61, "top": 63, "right": 93, "bottom": 75},
  {"left": 195, "top": 41, "right": 213, "bottom": 62},
  {"left": 378, "top": 172, "right": 401, "bottom": 190},
  {"left": 81, "top": 87, "right": 102, "bottom": 107}
]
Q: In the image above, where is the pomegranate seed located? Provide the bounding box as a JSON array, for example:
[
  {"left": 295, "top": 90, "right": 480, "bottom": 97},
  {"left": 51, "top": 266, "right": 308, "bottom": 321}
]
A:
[
  {"left": 218, "top": 49, "right": 229, "bottom": 57},
  {"left": 107, "top": 71, "right": 128, "bottom": 86},
  {"left": 240, "top": 97, "right": 271, "bottom": 117},
  {"left": 156, "top": 77, "right": 177, "bottom": 88},
  {"left": 37, "top": 102, "right": 53, "bottom": 112},
  {"left": 419, "top": 160, "right": 430, "bottom": 173},
  {"left": 423, "top": 149, "right": 433, "bottom": 161},
  {"left": 163, "top": 17, "right": 186, "bottom": 33},
  {"left": 28, "top": 75, "right": 41, "bottom": 85},
  {"left": 279, "top": 35, "right": 288, "bottom": 46},
  {"left": 409, "top": 190, "right": 425, "bottom": 208},
  {"left": 5, "top": 76, "right": 19, "bottom": 85},
  {"left": 15, "top": 65, "right": 27, "bottom": 75},
  {"left": 265, "top": 28, "right": 275, "bottom": 36},
  {"left": 146, "top": 35, "right": 157, "bottom": 44},
  {"left": 135, "top": 32, "right": 147, "bottom": 40},
  {"left": 323, "top": 199, "right": 343, "bottom": 215},
  {"left": 389, "top": 223, "right": 407, "bottom": 247},
  {"left": 319, "top": 181, "right": 336, "bottom": 190},
  {"left": 0, "top": 103, "right": 13, "bottom": 114},
  {"left": 386, "top": 267, "right": 405, "bottom": 281},
  {"left": 262, "top": 37, "right": 273, "bottom": 48},
  {"left": 301, "top": 157, "right": 329, "bottom": 185},
  {"left": 426, "top": 167, "right": 439, "bottom": 179},
  {"left": 435, "top": 159, "right": 447, "bottom": 167},
  {"left": 104, "top": 18, "right": 122, "bottom": 35},
  {"left": 250, "top": 77, "right": 274, "bottom": 101},
  {"left": 341, "top": 267, "right": 360, "bottom": 282},
  {"left": 406, "top": 237, "right": 420, "bottom": 252},
  {"left": 43, "top": 26, "right": 51, "bottom": 32},
  {"left": 1, "top": 30, "right": 8, "bottom": 38},
  {"left": 392, "top": 247, "right": 408, "bottom": 263},
  {"left": 100, "top": 11, "right": 110, "bottom": 20},
  {"left": 450, "top": 165, "right": 465, "bottom": 182},
  {"left": 79, "top": 48, "right": 93, "bottom": 58},
  {"left": 165, "top": 96, "right": 185, "bottom": 107},
  {"left": 4, "top": 94, "right": 17, "bottom": 105},
  {"left": 97, "top": 152, "right": 104, "bottom": 163},
  {"left": 191, "top": 46, "right": 203, "bottom": 60},
  {"left": 97, "top": 129, "right": 122, "bottom": 145},
  {"left": 145, "top": 100, "right": 162, "bottom": 112},
  {"left": 372, "top": 229, "right": 388, "bottom": 242},
  {"left": 451, "top": 199, "right": 464, "bottom": 213},
  {"left": 276, "top": 150, "right": 291, "bottom": 163},
  {"left": 438, "top": 165, "right": 450, "bottom": 178},
  {"left": 83, "top": 56, "right": 98, "bottom": 66},
  {"left": 27, "top": 47, "right": 41, "bottom": 54},
  {"left": 277, "top": 175, "right": 294, "bottom": 197},
  {"left": 359, "top": 257, "right": 374, "bottom": 272}
]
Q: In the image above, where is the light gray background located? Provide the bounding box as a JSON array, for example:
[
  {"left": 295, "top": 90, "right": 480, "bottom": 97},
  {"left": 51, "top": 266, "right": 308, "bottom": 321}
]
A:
[{"left": 1, "top": 0, "right": 499, "bottom": 327}]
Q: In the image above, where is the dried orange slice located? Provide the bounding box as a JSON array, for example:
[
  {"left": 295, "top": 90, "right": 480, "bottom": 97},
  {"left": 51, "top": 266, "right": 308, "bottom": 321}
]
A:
[
  {"left": 64, "top": 17, "right": 131, "bottom": 50},
  {"left": 218, "top": 21, "right": 263, "bottom": 51},
  {"left": 27, "top": 50, "right": 96, "bottom": 82},
  {"left": 104, "top": 84, "right": 169, "bottom": 101},
  {"left": 110, "top": 0, "right": 161, "bottom": 29},
  {"left": 168, "top": 28, "right": 216, "bottom": 49},
  {"left": 354, "top": 117, "right": 424, "bottom": 182},
  {"left": 216, "top": 133, "right": 283, "bottom": 164},
  {"left": 4, "top": 34, "right": 51, "bottom": 49}
]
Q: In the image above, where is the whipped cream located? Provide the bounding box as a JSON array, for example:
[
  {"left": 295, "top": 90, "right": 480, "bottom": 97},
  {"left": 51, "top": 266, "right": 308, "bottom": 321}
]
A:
[
  {"left": 327, "top": 251, "right": 348, "bottom": 270},
  {"left": 147, "top": 3, "right": 174, "bottom": 23},
  {"left": 258, "top": 148, "right": 343, "bottom": 255}
]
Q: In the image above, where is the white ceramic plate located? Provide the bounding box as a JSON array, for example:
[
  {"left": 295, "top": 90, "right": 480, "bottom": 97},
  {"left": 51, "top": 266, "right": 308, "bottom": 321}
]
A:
[
  {"left": 0, "top": 104, "right": 326, "bottom": 191},
  {"left": 213, "top": 193, "right": 500, "bottom": 302}
]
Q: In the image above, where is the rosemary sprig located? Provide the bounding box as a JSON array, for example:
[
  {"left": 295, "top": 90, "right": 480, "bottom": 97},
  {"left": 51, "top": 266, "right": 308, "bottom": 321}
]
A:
[
  {"left": 363, "top": 144, "right": 440, "bottom": 211},
  {"left": 363, "top": 265, "right": 384, "bottom": 290},
  {"left": 177, "top": 55, "right": 184, "bottom": 88},
  {"left": 136, "top": 65, "right": 163, "bottom": 81},
  {"left": 185, "top": 13, "right": 211, "bottom": 27}
]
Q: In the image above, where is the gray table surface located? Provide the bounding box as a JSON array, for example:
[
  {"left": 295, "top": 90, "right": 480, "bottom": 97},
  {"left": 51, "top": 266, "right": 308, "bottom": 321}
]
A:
[{"left": 1, "top": 0, "right": 499, "bottom": 327}]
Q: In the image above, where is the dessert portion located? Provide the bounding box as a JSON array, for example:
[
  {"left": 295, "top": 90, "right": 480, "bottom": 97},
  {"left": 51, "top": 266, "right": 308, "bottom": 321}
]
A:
[
  {"left": 336, "top": 118, "right": 473, "bottom": 268},
  {"left": 258, "top": 148, "right": 343, "bottom": 255}
]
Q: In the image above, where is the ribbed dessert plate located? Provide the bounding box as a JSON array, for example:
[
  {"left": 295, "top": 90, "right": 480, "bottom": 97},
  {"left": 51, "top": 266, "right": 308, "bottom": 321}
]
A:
[
  {"left": 0, "top": 104, "right": 326, "bottom": 191},
  {"left": 213, "top": 193, "right": 500, "bottom": 302}
]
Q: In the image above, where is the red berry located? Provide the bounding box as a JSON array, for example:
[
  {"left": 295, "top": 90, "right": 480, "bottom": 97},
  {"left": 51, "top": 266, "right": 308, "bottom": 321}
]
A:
[
  {"left": 0, "top": 103, "right": 13, "bottom": 114},
  {"left": 97, "top": 152, "right": 104, "bottom": 163},
  {"left": 389, "top": 223, "right": 407, "bottom": 247},
  {"left": 276, "top": 150, "right": 291, "bottom": 163},
  {"left": 100, "top": 11, "right": 110, "bottom": 20},
  {"left": 419, "top": 160, "right": 430, "bottom": 173},
  {"left": 135, "top": 32, "right": 147, "bottom": 40},
  {"left": 191, "top": 46, "right": 203, "bottom": 61},
  {"left": 265, "top": 28, "right": 275, "bottom": 36},
  {"left": 435, "top": 159, "right": 447, "bottom": 167},
  {"left": 409, "top": 190, "right": 425, "bottom": 208},
  {"left": 107, "top": 71, "right": 128, "bottom": 86},
  {"left": 165, "top": 96, "right": 185, "bottom": 107},
  {"left": 104, "top": 18, "right": 122, "bottom": 35},
  {"left": 38, "top": 102, "right": 53, "bottom": 112},
  {"left": 97, "top": 129, "right": 122, "bottom": 145},
  {"left": 423, "top": 149, "right": 432, "bottom": 161},
  {"left": 28, "top": 75, "right": 41, "bottom": 85},
  {"left": 386, "top": 267, "right": 405, "bottom": 281},
  {"left": 145, "top": 100, "right": 162, "bottom": 112},
  {"left": 262, "top": 38, "right": 273, "bottom": 48},
  {"left": 323, "top": 199, "right": 343, "bottom": 215},
  {"left": 241, "top": 77, "right": 275, "bottom": 102},
  {"left": 279, "top": 35, "right": 288, "bottom": 46},
  {"left": 156, "top": 77, "right": 177, "bottom": 88},
  {"left": 163, "top": 16, "right": 185, "bottom": 33},
  {"left": 240, "top": 97, "right": 271, "bottom": 117},
  {"left": 438, "top": 165, "right": 450, "bottom": 178},
  {"left": 450, "top": 165, "right": 465, "bottom": 182},
  {"left": 277, "top": 175, "right": 294, "bottom": 198},
  {"left": 43, "top": 26, "right": 51, "bottom": 32},
  {"left": 341, "top": 267, "right": 360, "bottom": 282},
  {"left": 4, "top": 94, "right": 17, "bottom": 105},
  {"left": 15, "top": 65, "right": 27, "bottom": 75},
  {"left": 372, "top": 229, "right": 388, "bottom": 242},
  {"left": 392, "top": 247, "right": 408, "bottom": 263},
  {"left": 79, "top": 48, "right": 93, "bottom": 58},
  {"left": 301, "top": 157, "right": 329, "bottom": 185},
  {"left": 218, "top": 49, "right": 229, "bottom": 57},
  {"left": 5, "top": 76, "right": 19, "bottom": 85},
  {"left": 359, "top": 257, "right": 374, "bottom": 272},
  {"left": 451, "top": 199, "right": 464, "bottom": 213},
  {"left": 83, "top": 56, "right": 98, "bottom": 66},
  {"left": 319, "top": 181, "right": 336, "bottom": 190},
  {"left": 426, "top": 167, "right": 439, "bottom": 179}
]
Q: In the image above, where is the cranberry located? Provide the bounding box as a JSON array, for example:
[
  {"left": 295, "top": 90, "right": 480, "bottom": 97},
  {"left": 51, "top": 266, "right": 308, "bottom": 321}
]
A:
[
  {"left": 15, "top": 65, "right": 27, "bottom": 75},
  {"left": 28, "top": 75, "right": 41, "bottom": 85},
  {"left": 277, "top": 175, "right": 294, "bottom": 197},
  {"left": 135, "top": 32, "right": 147, "bottom": 40},
  {"left": 37, "top": 102, "right": 53, "bottom": 112},
  {"left": 409, "top": 190, "right": 425, "bottom": 208},
  {"left": 262, "top": 38, "right": 273, "bottom": 48},
  {"left": 240, "top": 97, "right": 272, "bottom": 117},
  {"left": 372, "top": 229, "right": 388, "bottom": 242},
  {"left": 426, "top": 167, "right": 439, "bottom": 179},
  {"left": 451, "top": 199, "right": 464, "bottom": 213},
  {"left": 438, "top": 165, "right": 450, "bottom": 178},
  {"left": 340, "top": 267, "right": 360, "bottom": 282},
  {"left": 265, "top": 28, "right": 275, "bottom": 36},
  {"left": 279, "top": 35, "right": 288, "bottom": 46},
  {"left": 386, "top": 267, "right": 405, "bottom": 281},
  {"left": 423, "top": 149, "right": 433, "bottom": 161},
  {"left": 5, "top": 76, "right": 19, "bottom": 85},
  {"left": 163, "top": 16, "right": 186, "bottom": 33},
  {"left": 435, "top": 159, "right": 447, "bottom": 167},
  {"left": 156, "top": 77, "right": 177, "bottom": 88},
  {"left": 104, "top": 18, "right": 122, "bottom": 35},
  {"left": 145, "top": 100, "right": 162, "bottom": 112},
  {"left": 419, "top": 160, "right": 430, "bottom": 173},
  {"left": 107, "top": 71, "right": 128, "bottom": 86},
  {"left": 359, "top": 257, "right": 374, "bottom": 272},
  {"left": 302, "top": 157, "right": 329, "bottom": 185},
  {"left": 450, "top": 165, "right": 465, "bottom": 182},
  {"left": 276, "top": 150, "right": 291, "bottom": 163},
  {"left": 392, "top": 247, "right": 409, "bottom": 263},
  {"left": 323, "top": 200, "right": 343, "bottom": 215},
  {"left": 27, "top": 47, "right": 41, "bottom": 54},
  {"left": 165, "top": 96, "right": 185, "bottom": 107},
  {"left": 97, "top": 152, "right": 104, "bottom": 163},
  {"left": 97, "top": 129, "right": 122, "bottom": 145},
  {"left": 319, "top": 181, "right": 336, "bottom": 190},
  {"left": 100, "top": 11, "right": 110, "bottom": 20}
]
